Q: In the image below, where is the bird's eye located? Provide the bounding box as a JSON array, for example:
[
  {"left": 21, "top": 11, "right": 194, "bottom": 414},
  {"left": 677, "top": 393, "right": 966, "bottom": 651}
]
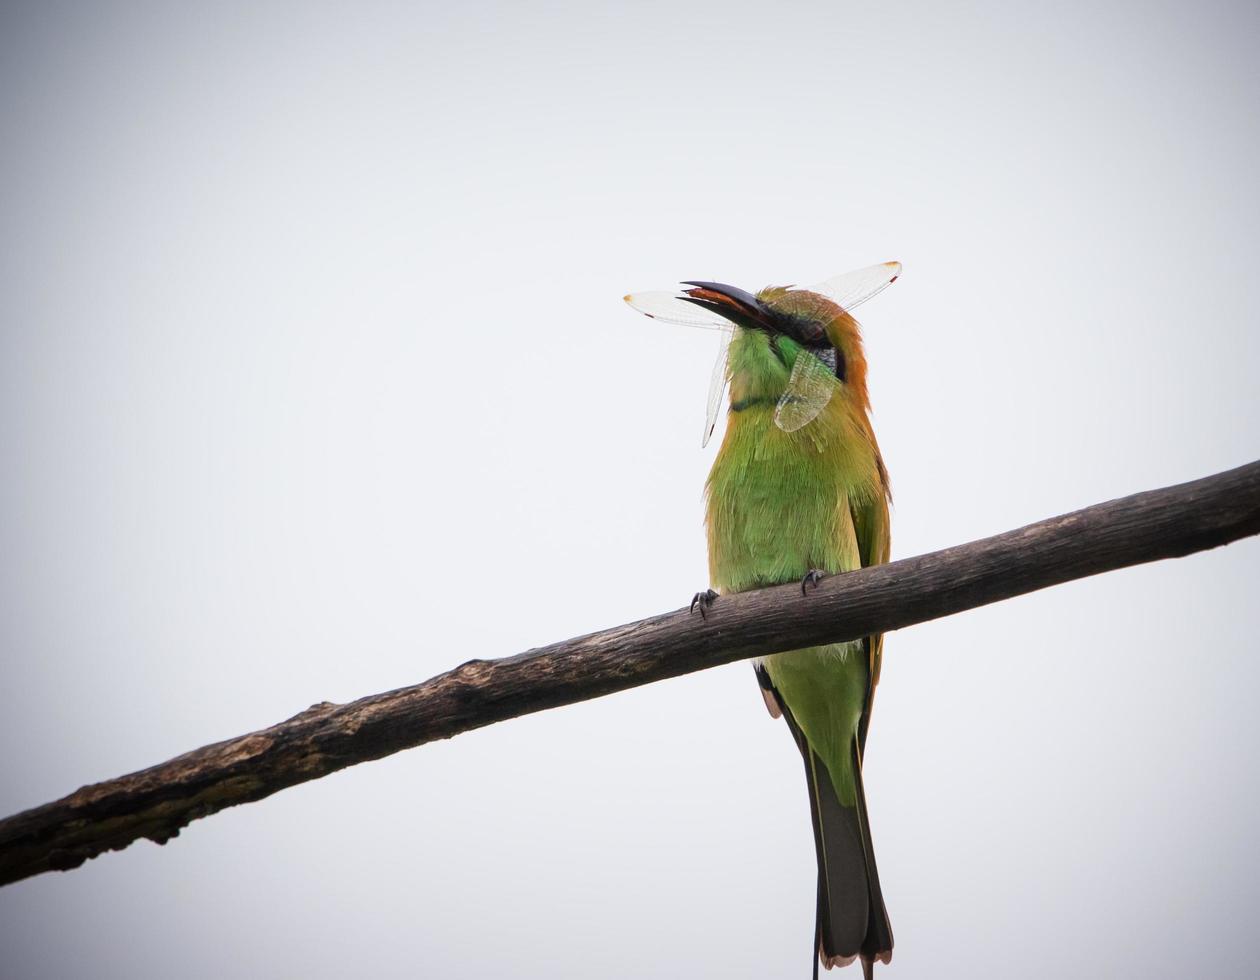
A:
[{"left": 777, "top": 313, "right": 829, "bottom": 349}]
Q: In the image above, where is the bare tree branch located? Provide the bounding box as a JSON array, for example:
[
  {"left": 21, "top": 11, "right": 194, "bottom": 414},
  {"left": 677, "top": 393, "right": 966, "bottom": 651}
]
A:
[{"left": 2, "top": 460, "right": 1258, "bottom": 888}]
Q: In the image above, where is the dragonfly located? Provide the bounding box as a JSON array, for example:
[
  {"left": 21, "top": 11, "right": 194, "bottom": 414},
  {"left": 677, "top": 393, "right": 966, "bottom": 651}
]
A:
[{"left": 624, "top": 261, "right": 901, "bottom": 446}]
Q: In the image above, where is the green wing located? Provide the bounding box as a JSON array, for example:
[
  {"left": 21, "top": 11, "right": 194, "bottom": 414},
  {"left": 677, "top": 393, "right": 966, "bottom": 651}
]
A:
[{"left": 851, "top": 463, "right": 891, "bottom": 754}]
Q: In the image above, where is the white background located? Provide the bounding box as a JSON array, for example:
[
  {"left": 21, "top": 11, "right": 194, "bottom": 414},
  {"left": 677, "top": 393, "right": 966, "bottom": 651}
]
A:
[{"left": 2, "top": 2, "right": 1258, "bottom": 978}]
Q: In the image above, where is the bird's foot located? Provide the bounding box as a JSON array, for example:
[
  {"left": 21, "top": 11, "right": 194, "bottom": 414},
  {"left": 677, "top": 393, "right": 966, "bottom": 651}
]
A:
[
  {"left": 801, "top": 569, "right": 826, "bottom": 595},
  {"left": 690, "top": 589, "right": 718, "bottom": 619}
]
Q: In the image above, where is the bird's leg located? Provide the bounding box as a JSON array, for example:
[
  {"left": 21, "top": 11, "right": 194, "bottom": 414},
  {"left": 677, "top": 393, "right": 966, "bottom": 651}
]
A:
[
  {"left": 690, "top": 589, "right": 718, "bottom": 619},
  {"left": 800, "top": 569, "right": 826, "bottom": 595}
]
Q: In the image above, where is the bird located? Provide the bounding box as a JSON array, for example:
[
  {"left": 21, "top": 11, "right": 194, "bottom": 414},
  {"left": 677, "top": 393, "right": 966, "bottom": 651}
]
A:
[{"left": 625, "top": 263, "right": 899, "bottom": 977}]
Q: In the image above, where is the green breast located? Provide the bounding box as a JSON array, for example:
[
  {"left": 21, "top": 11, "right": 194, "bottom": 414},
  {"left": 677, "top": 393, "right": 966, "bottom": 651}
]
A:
[{"left": 707, "top": 405, "right": 862, "bottom": 592}]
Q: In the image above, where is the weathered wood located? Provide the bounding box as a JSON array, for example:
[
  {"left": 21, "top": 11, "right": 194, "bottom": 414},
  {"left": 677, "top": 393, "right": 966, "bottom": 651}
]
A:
[{"left": 2, "top": 460, "right": 1258, "bottom": 888}]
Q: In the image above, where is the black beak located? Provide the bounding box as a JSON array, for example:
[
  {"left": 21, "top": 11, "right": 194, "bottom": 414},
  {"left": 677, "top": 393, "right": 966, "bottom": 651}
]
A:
[{"left": 678, "top": 281, "right": 774, "bottom": 333}]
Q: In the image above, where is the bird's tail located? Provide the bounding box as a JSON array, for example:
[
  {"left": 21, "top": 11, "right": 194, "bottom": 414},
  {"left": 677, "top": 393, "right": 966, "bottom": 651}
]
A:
[{"left": 782, "top": 704, "right": 893, "bottom": 977}]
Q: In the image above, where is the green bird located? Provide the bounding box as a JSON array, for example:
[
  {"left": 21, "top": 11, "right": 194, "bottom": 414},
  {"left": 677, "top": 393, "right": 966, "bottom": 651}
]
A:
[{"left": 626, "top": 263, "right": 899, "bottom": 977}]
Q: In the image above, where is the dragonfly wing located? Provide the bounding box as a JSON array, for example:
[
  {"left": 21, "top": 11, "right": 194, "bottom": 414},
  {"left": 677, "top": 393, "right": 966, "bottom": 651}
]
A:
[
  {"left": 774, "top": 348, "right": 841, "bottom": 433},
  {"left": 623, "top": 290, "right": 736, "bottom": 330},
  {"left": 806, "top": 261, "right": 901, "bottom": 313},
  {"left": 702, "top": 329, "right": 732, "bottom": 447}
]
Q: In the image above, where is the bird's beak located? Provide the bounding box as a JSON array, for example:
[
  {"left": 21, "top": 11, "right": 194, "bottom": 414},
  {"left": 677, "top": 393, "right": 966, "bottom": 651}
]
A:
[{"left": 678, "top": 281, "right": 774, "bottom": 333}]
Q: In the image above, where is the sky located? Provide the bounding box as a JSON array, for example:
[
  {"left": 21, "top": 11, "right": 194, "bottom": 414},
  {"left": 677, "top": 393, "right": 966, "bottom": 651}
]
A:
[{"left": 1, "top": 2, "right": 1258, "bottom": 978}]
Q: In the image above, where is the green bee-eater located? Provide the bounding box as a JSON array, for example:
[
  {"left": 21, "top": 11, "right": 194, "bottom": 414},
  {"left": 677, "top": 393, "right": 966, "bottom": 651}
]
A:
[{"left": 626, "top": 263, "right": 899, "bottom": 977}]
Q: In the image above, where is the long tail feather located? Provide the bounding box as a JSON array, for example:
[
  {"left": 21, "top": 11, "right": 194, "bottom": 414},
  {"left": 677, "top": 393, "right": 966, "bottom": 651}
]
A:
[
  {"left": 851, "top": 741, "right": 893, "bottom": 971},
  {"left": 766, "top": 674, "right": 892, "bottom": 975}
]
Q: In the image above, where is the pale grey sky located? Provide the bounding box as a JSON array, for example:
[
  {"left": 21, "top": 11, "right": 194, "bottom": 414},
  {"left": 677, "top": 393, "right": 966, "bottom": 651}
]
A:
[{"left": 2, "top": 2, "right": 1258, "bottom": 978}]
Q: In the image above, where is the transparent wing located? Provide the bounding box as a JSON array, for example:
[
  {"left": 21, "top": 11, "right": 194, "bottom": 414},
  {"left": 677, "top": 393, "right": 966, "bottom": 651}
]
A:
[
  {"left": 623, "top": 290, "right": 736, "bottom": 330},
  {"left": 805, "top": 261, "right": 901, "bottom": 313},
  {"left": 702, "top": 329, "right": 732, "bottom": 447},
  {"left": 773, "top": 348, "right": 841, "bottom": 433}
]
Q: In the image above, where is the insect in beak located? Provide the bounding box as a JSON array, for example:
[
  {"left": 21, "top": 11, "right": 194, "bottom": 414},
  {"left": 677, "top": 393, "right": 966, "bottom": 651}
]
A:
[{"left": 677, "top": 281, "right": 774, "bottom": 334}]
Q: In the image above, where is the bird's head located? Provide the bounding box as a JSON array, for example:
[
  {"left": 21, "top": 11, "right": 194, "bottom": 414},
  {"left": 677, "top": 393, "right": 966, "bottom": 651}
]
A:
[
  {"left": 623, "top": 262, "right": 898, "bottom": 444},
  {"left": 679, "top": 281, "right": 871, "bottom": 409}
]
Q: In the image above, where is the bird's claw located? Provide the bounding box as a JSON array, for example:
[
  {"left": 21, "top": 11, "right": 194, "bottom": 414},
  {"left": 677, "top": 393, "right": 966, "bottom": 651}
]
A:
[
  {"left": 690, "top": 589, "right": 719, "bottom": 619},
  {"left": 801, "top": 569, "right": 826, "bottom": 595}
]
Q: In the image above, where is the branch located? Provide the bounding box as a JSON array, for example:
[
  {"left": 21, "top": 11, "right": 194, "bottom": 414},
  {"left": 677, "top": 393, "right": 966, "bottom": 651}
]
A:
[{"left": 3, "top": 460, "right": 1258, "bottom": 887}]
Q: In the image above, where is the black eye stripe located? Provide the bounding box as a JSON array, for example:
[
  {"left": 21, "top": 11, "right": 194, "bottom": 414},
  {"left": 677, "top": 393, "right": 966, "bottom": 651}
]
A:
[{"left": 776, "top": 313, "right": 829, "bottom": 348}]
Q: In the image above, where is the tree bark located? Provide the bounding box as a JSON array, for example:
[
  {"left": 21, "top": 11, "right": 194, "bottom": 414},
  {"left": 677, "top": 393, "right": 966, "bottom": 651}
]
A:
[{"left": 2, "top": 460, "right": 1258, "bottom": 888}]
